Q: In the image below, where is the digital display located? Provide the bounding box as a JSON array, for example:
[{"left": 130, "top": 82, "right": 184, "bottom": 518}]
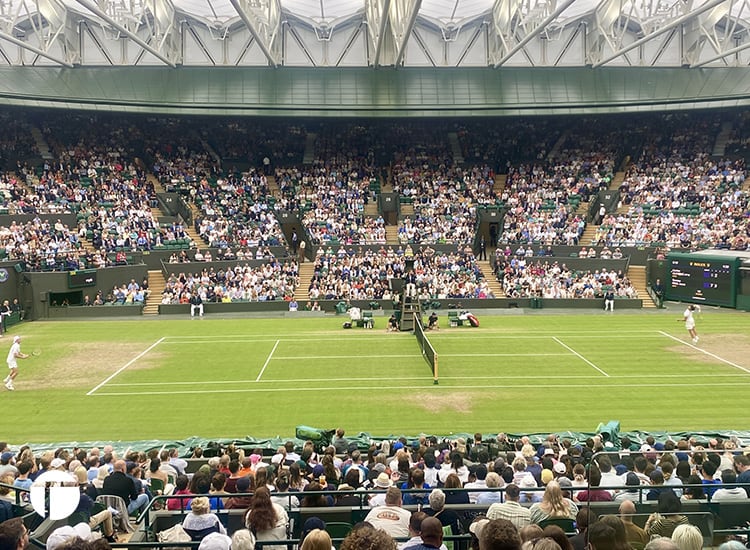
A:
[
  {"left": 68, "top": 270, "right": 97, "bottom": 289},
  {"left": 667, "top": 254, "right": 738, "bottom": 308}
]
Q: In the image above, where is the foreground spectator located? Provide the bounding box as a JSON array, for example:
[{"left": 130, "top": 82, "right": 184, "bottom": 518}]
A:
[
  {"left": 339, "top": 524, "right": 397, "bottom": 550},
  {"left": 182, "top": 496, "right": 226, "bottom": 542},
  {"left": 478, "top": 518, "right": 521, "bottom": 550}
]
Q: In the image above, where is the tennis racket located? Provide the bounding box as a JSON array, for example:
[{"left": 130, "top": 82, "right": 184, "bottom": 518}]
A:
[{"left": 31, "top": 349, "right": 42, "bottom": 357}]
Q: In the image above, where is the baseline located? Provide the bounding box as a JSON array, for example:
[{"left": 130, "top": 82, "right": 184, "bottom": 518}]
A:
[
  {"left": 87, "top": 337, "right": 166, "bottom": 395},
  {"left": 91, "top": 380, "right": 746, "bottom": 397},
  {"left": 100, "top": 371, "right": 750, "bottom": 387},
  {"left": 552, "top": 336, "right": 610, "bottom": 377},
  {"left": 658, "top": 331, "right": 750, "bottom": 374}
]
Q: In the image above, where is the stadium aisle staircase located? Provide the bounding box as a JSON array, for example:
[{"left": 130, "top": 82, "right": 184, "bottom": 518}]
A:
[
  {"left": 477, "top": 260, "right": 505, "bottom": 298},
  {"left": 579, "top": 224, "right": 599, "bottom": 246},
  {"left": 447, "top": 132, "right": 464, "bottom": 164},
  {"left": 627, "top": 265, "right": 656, "bottom": 308},
  {"left": 144, "top": 270, "right": 167, "bottom": 315},
  {"left": 267, "top": 174, "right": 280, "bottom": 198},
  {"left": 493, "top": 173, "right": 506, "bottom": 193},
  {"left": 297, "top": 262, "right": 315, "bottom": 297},
  {"left": 609, "top": 171, "right": 626, "bottom": 190},
  {"left": 385, "top": 225, "right": 399, "bottom": 244}
]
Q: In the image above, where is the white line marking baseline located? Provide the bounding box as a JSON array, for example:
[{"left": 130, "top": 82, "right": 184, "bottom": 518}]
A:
[
  {"left": 102, "top": 372, "right": 750, "bottom": 387},
  {"left": 658, "top": 331, "right": 750, "bottom": 374},
  {"left": 91, "top": 381, "right": 750, "bottom": 397},
  {"left": 552, "top": 337, "right": 610, "bottom": 377},
  {"left": 87, "top": 337, "right": 165, "bottom": 395}
]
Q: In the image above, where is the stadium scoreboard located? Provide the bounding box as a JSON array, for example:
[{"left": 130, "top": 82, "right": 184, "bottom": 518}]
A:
[
  {"left": 666, "top": 253, "right": 739, "bottom": 307},
  {"left": 68, "top": 269, "right": 98, "bottom": 288}
]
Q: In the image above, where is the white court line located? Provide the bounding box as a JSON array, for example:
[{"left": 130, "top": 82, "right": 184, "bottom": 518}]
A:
[
  {"left": 161, "top": 331, "right": 666, "bottom": 342},
  {"left": 91, "top": 380, "right": 750, "bottom": 397},
  {"left": 256, "top": 340, "right": 280, "bottom": 382},
  {"left": 103, "top": 371, "right": 750, "bottom": 387},
  {"left": 274, "top": 354, "right": 420, "bottom": 360},
  {"left": 552, "top": 337, "right": 609, "bottom": 377},
  {"left": 658, "top": 331, "right": 750, "bottom": 374},
  {"left": 87, "top": 337, "right": 165, "bottom": 395}
]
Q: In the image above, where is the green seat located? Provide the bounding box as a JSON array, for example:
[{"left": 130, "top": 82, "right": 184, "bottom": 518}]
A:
[
  {"left": 538, "top": 517, "right": 576, "bottom": 535},
  {"left": 326, "top": 522, "right": 352, "bottom": 541}
]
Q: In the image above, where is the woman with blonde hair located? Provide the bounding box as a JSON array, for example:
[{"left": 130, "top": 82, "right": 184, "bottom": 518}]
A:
[
  {"left": 301, "top": 528, "right": 335, "bottom": 550},
  {"left": 529, "top": 480, "right": 578, "bottom": 524},
  {"left": 181, "top": 496, "right": 226, "bottom": 541},
  {"left": 671, "top": 523, "right": 703, "bottom": 550}
]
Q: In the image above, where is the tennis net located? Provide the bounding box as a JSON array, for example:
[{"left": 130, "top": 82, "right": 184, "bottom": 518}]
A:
[{"left": 414, "top": 318, "right": 439, "bottom": 384}]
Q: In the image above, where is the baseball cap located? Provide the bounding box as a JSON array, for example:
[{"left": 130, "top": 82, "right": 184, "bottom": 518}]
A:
[
  {"left": 0, "top": 452, "right": 14, "bottom": 464},
  {"left": 50, "top": 458, "right": 66, "bottom": 469},
  {"left": 47, "top": 523, "right": 95, "bottom": 550}
]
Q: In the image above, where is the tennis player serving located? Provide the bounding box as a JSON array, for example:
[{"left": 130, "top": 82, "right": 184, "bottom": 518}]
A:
[
  {"left": 680, "top": 304, "right": 701, "bottom": 344},
  {"left": 4, "top": 335, "right": 29, "bottom": 391}
]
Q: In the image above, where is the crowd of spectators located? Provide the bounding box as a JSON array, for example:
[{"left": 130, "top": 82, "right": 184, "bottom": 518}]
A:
[
  {"left": 307, "top": 245, "right": 494, "bottom": 301},
  {"left": 496, "top": 258, "right": 638, "bottom": 300},
  {"left": 0, "top": 112, "right": 749, "bottom": 276},
  {"left": 1, "top": 432, "right": 749, "bottom": 549},
  {"left": 160, "top": 261, "right": 299, "bottom": 304}
]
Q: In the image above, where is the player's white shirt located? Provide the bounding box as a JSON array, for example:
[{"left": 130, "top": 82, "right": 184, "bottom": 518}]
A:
[
  {"left": 7, "top": 342, "right": 20, "bottom": 367},
  {"left": 683, "top": 308, "right": 695, "bottom": 329}
]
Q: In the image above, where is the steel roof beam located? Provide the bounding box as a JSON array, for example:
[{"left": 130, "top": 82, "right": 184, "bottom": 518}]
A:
[
  {"left": 0, "top": 28, "right": 74, "bottom": 66},
  {"left": 393, "top": 0, "right": 421, "bottom": 66},
  {"left": 74, "top": 0, "right": 177, "bottom": 66},
  {"left": 494, "top": 0, "right": 577, "bottom": 67},
  {"left": 227, "top": 0, "right": 279, "bottom": 67},
  {"left": 592, "top": 0, "right": 729, "bottom": 67}
]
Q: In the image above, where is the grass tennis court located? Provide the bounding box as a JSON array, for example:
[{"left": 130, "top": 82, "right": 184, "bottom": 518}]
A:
[{"left": 4, "top": 308, "right": 750, "bottom": 445}]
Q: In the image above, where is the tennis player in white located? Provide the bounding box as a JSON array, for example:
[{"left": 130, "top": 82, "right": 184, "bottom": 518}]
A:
[
  {"left": 5, "top": 335, "right": 28, "bottom": 391},
  {"left": 680, "top": 305, "right": 700, "bottom": 344}
]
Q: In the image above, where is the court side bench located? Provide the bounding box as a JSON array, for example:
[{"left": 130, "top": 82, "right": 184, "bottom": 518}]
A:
[
  {"left": 447, "top": 311, "right": 464, "bottom": 327},
  {"left": 355, "top": 310, "right": 375, "bottom": 328}
]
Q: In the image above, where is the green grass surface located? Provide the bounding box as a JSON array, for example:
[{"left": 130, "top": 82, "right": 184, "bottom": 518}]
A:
[{"left": 4, "top": 309, "right": 750, "bottom": 445}]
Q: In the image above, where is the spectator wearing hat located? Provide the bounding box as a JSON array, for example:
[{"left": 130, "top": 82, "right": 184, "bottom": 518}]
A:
[
  {"left": 225, "top": 476, "right": 254, "bottom": 509},
  {"left": 369, "top": 472, "right": 393, "bottom": 507},
  {"left": 486, "top": 484, "right": 531, "bottom": 529},
  {"left": 518, "top": 475, "right": 541, "bottom": 504},
  {"left": 364, "top": 486, "right": 411, "bottom": 539}
]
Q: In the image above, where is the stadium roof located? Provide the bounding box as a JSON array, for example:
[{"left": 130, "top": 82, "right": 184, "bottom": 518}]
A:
[{"left": 1, "top": 0, "right": 750, "bottom": 68}]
